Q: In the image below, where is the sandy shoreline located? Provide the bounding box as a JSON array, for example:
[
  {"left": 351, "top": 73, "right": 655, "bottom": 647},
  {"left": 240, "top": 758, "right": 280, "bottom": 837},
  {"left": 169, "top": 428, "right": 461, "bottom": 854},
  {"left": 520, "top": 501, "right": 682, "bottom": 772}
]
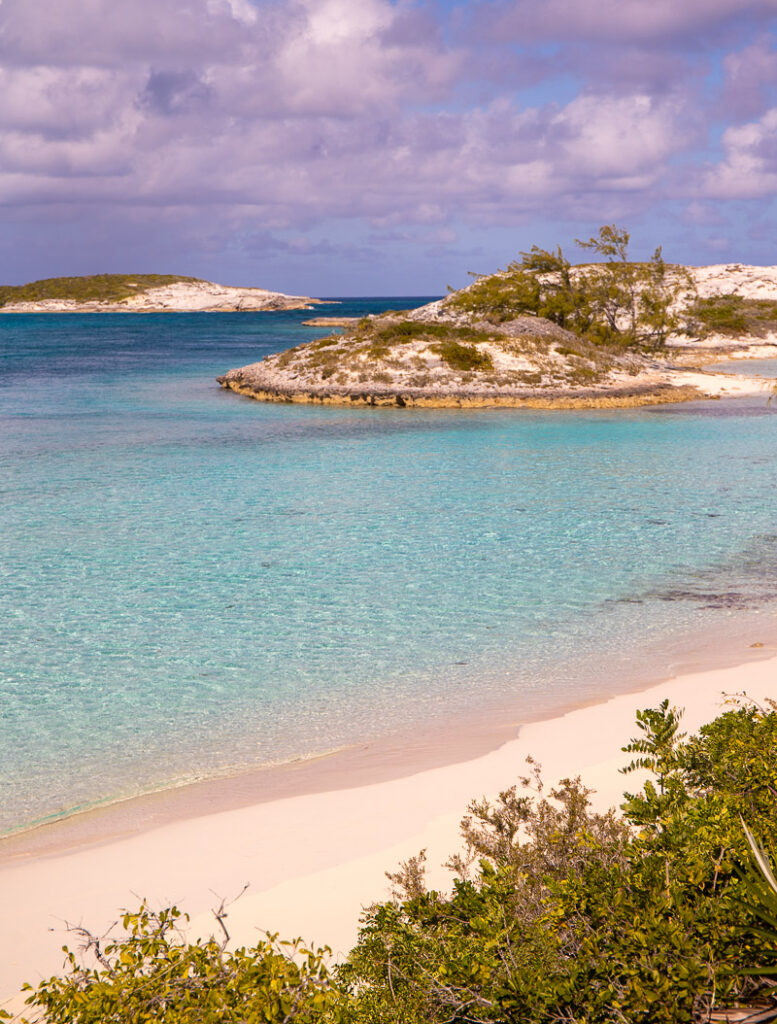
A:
[
  {"left": 4, "top": 608, "right": 775, "bottom": 865},
  {"left": 218, "top": 345, "right": 774, "bottom": 410},
  {"left": 2, "top": 627, "right": 776, "bottom": 1014}
]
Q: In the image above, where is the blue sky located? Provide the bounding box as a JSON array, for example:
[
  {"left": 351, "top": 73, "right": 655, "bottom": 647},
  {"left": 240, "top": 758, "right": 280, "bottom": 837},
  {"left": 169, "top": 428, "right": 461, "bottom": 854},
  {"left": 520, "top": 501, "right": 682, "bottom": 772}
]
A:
[{"left": 2, "top": 0, "right": 777, "bottom": 294}]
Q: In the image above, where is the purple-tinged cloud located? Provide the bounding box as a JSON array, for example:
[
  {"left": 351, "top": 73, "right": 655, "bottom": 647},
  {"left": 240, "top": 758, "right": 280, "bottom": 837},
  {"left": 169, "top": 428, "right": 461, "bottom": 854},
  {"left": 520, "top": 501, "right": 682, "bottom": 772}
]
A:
[
  {"left": 704, "top": 109, "right": 777, "bottom": 198},
  {"left": 467, "top": 0, "right": 777, "bottom": 46},
  {"left": 721, "top": 34, "right": 777, "bottom": 119},
  {"left": 0, "top": 0, "right": 776, "bottom": 290}
]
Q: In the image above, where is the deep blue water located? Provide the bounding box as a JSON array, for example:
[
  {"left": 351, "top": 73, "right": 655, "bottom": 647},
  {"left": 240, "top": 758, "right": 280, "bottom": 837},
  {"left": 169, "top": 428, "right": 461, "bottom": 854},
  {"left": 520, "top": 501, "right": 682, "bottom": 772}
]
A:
[{"left": 2, "top": 303, "right": 777, "bottom": 834}]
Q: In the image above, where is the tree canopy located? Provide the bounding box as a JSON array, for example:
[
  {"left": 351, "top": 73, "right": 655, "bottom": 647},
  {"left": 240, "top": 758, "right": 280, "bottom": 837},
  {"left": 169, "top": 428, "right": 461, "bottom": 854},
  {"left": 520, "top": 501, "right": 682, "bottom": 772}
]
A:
[{"left": 449, "top": 225, "right": 692, "bottom": 350}]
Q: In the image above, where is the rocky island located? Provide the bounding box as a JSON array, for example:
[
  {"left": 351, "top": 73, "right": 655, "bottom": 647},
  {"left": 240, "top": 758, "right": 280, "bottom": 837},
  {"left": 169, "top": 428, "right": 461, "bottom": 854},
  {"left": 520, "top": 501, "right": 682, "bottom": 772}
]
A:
[
  {"left": 0, "top": 273, "right": 321, "bottom": 313},
  {"left": 219, "top": 229, "right": 777, "bottom": 409}
]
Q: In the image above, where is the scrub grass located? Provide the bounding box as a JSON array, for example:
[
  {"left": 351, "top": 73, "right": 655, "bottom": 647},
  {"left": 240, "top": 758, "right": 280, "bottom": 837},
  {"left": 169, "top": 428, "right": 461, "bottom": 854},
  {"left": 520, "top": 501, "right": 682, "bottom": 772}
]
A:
[{"left": 0, "top": 274, "right": 203, "bottom": 307}]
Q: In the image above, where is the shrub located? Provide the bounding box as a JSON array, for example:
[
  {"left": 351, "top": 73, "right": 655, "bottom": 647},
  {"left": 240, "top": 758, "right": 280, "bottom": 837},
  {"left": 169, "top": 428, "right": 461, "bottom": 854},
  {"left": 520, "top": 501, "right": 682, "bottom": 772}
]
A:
[
  {"left": 16, "top": 701, "right": 777, "bottom": 1024},
  {"left": 18, "top": 902, "right": 345, "bottom": 1024},
  {"left": 341, "top": 698, "right": 777, "bottom": 1023},
  {"left": 688, "top": 294, "right": 777, "bottom": 339},
  {"left": 435, "top": 340, "right": 493, "bottom": 372}
]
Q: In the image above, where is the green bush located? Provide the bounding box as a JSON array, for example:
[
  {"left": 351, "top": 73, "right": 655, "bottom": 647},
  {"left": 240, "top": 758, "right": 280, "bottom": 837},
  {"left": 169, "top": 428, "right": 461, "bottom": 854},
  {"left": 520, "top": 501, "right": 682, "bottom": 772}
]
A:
[
  {"left": 435, "top": 340, "right": 493, "bottom": 372},
  {"left": 19, "top": 903, "right": 346, "bottom": 1024},
  {"left": 341, "top": 698, "right": 777, "bottom": 1022},
  {"left": 371, "top": 320, "right": 491, "bottom": 344},
  {"left": 374, "top": 320, "right": 435, "bottom": 340},
  {"left": 688, "top": 294, "right": 777, "bottom": 338}
]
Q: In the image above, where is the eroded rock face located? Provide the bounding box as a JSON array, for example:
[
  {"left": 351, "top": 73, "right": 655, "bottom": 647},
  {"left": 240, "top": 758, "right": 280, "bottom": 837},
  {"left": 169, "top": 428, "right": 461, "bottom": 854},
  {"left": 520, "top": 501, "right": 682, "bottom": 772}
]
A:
[{"left": 0, "top": 280, "right": 320, "bottom": 313}]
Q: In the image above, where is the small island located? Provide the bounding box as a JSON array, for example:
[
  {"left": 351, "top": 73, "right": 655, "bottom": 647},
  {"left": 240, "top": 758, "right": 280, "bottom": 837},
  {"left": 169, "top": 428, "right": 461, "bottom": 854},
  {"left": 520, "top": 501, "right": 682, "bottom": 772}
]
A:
[
  {"left": 219, "top": 228, "right": 777, "bottom": 409},
  {"left": 0, "top": 273, "right": 321, "bottom": 313}
]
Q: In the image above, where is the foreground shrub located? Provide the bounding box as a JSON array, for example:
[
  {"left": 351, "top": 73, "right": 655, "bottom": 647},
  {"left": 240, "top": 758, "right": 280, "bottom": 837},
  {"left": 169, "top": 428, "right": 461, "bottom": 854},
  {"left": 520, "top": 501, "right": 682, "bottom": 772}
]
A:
[
  {"left": 14, "top": 699, "right": 777, "bottom": 1023},
  {"left": 18, "top": 902, "right": 346, "bottom": 1024},
  {"left": 341, "top": 698, "right": 777, "bottom": 1023}
]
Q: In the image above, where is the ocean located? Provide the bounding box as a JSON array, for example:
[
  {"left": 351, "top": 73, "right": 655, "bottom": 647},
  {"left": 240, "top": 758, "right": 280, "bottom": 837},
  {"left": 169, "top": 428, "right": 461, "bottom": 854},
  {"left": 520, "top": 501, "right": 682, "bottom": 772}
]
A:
[{"left": 2, "top": 301, "right": 776, "bottom": 835}]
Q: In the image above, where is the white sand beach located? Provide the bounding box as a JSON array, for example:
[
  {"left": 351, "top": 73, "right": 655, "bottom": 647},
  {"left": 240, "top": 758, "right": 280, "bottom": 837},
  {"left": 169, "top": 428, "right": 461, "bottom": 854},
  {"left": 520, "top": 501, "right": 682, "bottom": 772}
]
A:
[{"left": 1, "top": 640, "right": 776, "bottom": 1017}]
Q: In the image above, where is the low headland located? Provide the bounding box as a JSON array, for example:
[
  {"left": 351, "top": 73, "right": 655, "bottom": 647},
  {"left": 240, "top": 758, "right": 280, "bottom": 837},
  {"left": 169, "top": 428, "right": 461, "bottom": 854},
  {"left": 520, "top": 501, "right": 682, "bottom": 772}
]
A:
[
  {"left": 219, "top": 229, "right": 777, "bottom": 409},
  {"left": 0, "top": 273, "right": 321, "bottom": 313}
]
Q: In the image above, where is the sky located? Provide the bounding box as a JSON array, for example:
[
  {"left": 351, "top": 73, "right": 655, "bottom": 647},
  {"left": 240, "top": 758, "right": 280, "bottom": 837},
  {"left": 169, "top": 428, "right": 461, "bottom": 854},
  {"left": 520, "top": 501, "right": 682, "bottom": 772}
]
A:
[{"left": 2, "top": 0, "right": 777, "bottom": 295}]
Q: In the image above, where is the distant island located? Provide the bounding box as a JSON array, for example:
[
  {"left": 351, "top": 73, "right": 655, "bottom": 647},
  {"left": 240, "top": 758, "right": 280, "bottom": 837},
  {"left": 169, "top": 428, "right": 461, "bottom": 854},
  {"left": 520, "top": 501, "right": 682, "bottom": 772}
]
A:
[
  {"left": 0, "top": 273, "right": 322, "bottom": 313},
  {"left": 219, "top": 228, "right": 777, "bottom": 409}
]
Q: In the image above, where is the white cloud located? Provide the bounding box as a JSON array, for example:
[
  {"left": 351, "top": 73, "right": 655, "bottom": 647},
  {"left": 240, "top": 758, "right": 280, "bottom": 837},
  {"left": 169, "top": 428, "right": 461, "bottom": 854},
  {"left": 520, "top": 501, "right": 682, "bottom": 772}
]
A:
[
  {"left": 704, "top": 108, "right": 777, "bottom": 198},
  {"left": 549, "top": 94, "right": 684, "bottom": 182},
  {"left": 0, "top": 0, "right": 773, "bottom": 282}
]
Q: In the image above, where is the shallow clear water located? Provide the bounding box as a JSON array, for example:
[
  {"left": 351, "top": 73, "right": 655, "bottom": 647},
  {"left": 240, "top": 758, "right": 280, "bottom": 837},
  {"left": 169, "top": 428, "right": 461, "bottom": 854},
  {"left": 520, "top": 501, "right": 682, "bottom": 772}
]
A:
[
  {"left": 2, "top": 306, "right": 777, "bottom": 834},
  {"left": 712, "top": 358, "right": 777, "bottom": 378}
]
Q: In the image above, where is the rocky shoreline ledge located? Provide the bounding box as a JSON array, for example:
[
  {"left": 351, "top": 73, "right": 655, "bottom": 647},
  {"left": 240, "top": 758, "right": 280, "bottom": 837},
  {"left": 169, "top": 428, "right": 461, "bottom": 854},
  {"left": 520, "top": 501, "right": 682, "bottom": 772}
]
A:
[{"left": 217, "top": 370, "right": 704, "bottom": 410}]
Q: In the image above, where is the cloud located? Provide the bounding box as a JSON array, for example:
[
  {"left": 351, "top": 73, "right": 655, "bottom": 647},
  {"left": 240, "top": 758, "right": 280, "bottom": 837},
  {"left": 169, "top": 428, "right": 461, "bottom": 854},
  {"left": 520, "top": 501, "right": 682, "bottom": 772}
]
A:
[
  {"left": 467, "top": 0, "right": 777, "bottom": 46},
  {"left": 0, "top": 65, "right": 137, "bottom": 138},
  {"left": 1, "top": 0, "right": 776, "bottom": 286},
  {"left": 0, "top": 0, "right": 250, "bottom": 68},
  {"left": 682, "top": 201, "right": 726, "bottom": 226},
  {"left": 721, "top": 34, "right": 777, "bottom": 119},
  {"left": 704, "top": 108, "right": 777, "bottom": 198},
  {"left": 546, "top": 93, "right": 687, "bottom": 185},
  {"left": 139, "top": 70, "right": 213, "bottom": 116},
  {"left": 0, "top": 22, "right": 694, "bottom": 231}
]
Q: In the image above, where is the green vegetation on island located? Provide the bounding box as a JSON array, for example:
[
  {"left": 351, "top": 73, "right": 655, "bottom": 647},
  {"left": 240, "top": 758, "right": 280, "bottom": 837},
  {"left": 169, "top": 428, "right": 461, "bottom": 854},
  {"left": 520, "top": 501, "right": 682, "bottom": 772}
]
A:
[
  {"left": 0, "top": 274, "right": 203, "bottom": 307},
  {"left": 285, "top": 320, "right": 504, "bottom": 383},
  {"left": 689, "top": 294, "right": 777, "bottom": 339},
  {"left": 14, "top": 698, "right": 777, "bottom": 1024},
  {"left": 449, "top": 227, "right": 777, "bottom": 347},
  {"left": 448, "top": 224, "right": 688, "bottom": 350},
  {"left": 219, "top": 225, "right": 777, "bottom": 408},
  {"left": 261, "top": 313, "right": 637, "bottom": 393}
]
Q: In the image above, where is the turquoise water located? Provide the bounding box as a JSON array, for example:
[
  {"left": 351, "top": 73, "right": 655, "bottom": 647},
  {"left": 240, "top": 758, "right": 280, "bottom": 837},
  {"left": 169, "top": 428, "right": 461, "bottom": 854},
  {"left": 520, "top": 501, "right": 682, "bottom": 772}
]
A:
[{"left": 2, "top": 305, "right": 777, "bottom": 834}]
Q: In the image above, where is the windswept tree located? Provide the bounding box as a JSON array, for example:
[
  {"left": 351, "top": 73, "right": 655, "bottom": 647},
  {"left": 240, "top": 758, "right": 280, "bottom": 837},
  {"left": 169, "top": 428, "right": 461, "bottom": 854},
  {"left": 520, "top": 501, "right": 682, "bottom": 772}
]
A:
[
  {"left": 576, "top": 225, "right": 691, "bottom": 349},
  {"left": 450, "top": 224, "right": 692, "bottom": 350},
  {"left": 450, "top": 242, "right": 591, "bottom": 332}
]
